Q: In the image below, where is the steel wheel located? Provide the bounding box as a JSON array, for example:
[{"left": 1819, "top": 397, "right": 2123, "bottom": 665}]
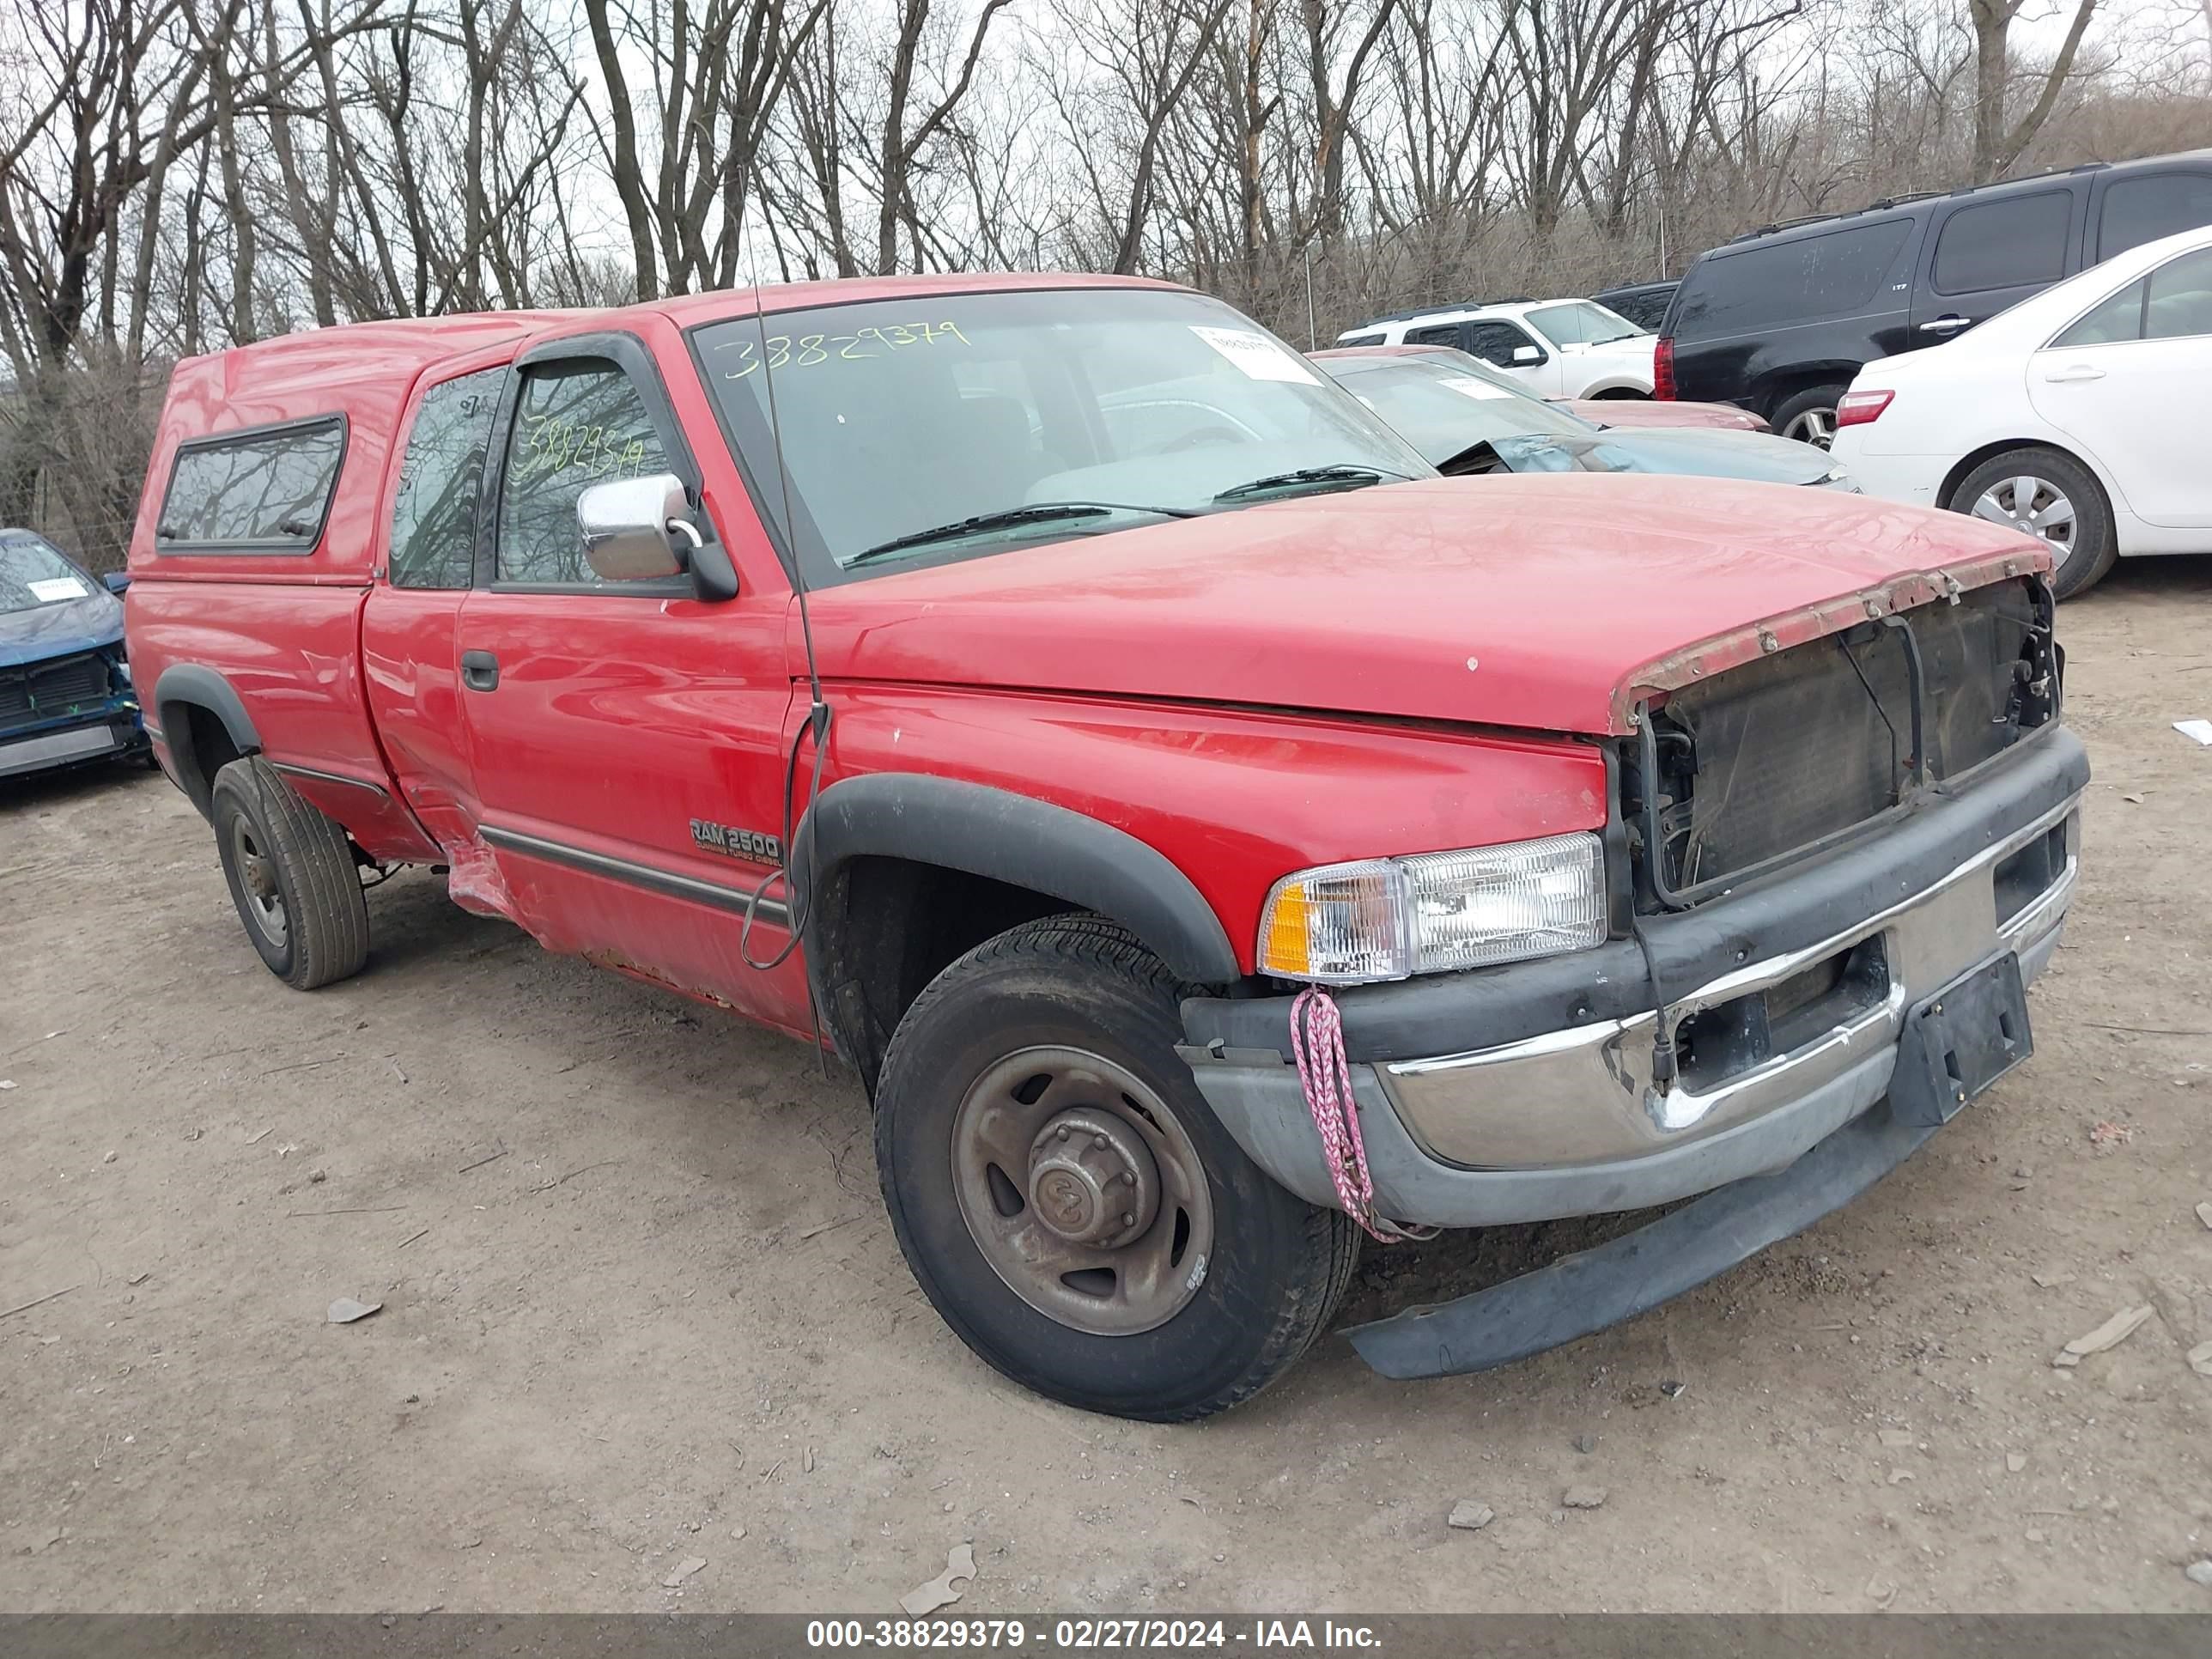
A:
[
  {"left": 1783, "top": 406, "right": 1834, "bottom": 447},
  {"left": 1970, "top": 474, "right": 2076, "bottom": 566},
  {"left": 229, "top": 814, "right": 288, "bottom": 948},
  {"left": 950, "top": 1043, "right": 1215, "bottom": 1336}
]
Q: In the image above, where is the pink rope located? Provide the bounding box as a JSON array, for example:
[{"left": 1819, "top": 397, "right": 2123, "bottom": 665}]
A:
[{"left": 1288, "top": 987, "right": 1436, "bottom": 1244}]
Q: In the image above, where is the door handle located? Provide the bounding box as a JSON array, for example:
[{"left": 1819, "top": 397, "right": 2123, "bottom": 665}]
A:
[
  {"left": 1917, "top": 315, "right": 1972, "bottom": 334},
  {"left": 460, "top": 650, "right": 500, "bottom": 692},
  {"left": 2042, "top": 364, "right": 2106, "bottom": 384}
]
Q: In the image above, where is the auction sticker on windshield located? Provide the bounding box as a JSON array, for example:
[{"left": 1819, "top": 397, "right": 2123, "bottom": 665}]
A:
[
  {"left": 1443, "top": 380, "right": 1516, "bottom": 400},
  {"left": 28, "top": 576, "right": 88, "bottom": 602},
  {"left": 1189, "top": 325, "right": 1319, "bottom": 384}
]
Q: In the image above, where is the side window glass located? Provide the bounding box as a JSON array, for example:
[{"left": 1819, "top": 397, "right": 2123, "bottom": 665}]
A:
[
  {"left": 2051, "top": 277, "right": 2146, "bottom": 348},
  {"left": 2145, "top": 247, "right": 2212, "bottom": 342},
  {"left": 157, "top": 420, "right": 344, "bottom": 550},
  {"left": 1931, "top": 191, "right": 2069, "bottom": 295},
  {"left": 2098, "top": 173, "right": 2212, "bottom": 260},
  {"left": 1679, "top": 219, "right": 1911, "bottom": 336},
  {"left": 1337, "top": 332, "right": 1385, "bottom": 347},
  {"left": 388, "top": 368, "right": 503, "bottom": 589},
  {"left": 1405, "top": 325, "right": 1462, "bottom": 347},
  {"left": 1461, "top": 323, "right": 1537, "bottom": 366},
  {"left": 495, "top": 364, "right": 672, "bottom": 586}
]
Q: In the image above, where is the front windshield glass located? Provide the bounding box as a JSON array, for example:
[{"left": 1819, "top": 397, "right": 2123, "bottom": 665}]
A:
[
  {"left": 693, "top": 287, "right": 1432, "bottom": 582},
  {"left": 1322, "top": 353, "right": 1595, "bottom": 465},
  {"left": 0, "top": 532, "right": 94, "bottom": 616},
  {"left": 1525, "top": 301, "right": 1646, "bottom": 346}
]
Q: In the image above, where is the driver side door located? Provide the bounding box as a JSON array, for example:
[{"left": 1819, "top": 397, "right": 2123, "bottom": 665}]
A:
[{"left": 455, "top": 331, "right": 812, "bottom": 1033}]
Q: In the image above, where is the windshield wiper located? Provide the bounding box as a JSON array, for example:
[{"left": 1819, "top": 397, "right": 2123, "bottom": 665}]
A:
[
  {"left": 1212, "top": 464, "right": 1405, "bottom": 503},
  {"left": 848, "top": 501, "right": 1197, "bottom": 565}
]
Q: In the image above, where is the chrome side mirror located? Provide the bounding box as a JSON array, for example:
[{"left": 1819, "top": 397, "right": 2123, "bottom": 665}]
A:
[{"left": 578, "top": 472, "right": 695, "bottom": 581}]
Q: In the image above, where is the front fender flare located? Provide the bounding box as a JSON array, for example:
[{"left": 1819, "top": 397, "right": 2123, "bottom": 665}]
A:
[{"left": 791, "top": 774, "right": 1240, "bottom": 986}]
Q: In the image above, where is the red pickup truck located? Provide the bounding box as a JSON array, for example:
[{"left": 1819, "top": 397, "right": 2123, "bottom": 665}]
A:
[{"left": 125, "top": 275, "right": 2085, "bottom": 1421}]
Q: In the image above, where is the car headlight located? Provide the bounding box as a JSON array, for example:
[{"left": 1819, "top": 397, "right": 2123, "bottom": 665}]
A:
[{"left": 1257, "top": 832, "right": 1607, "bottom": 985}]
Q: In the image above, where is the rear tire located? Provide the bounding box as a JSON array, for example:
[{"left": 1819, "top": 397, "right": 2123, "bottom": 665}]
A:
[
  {"left": 1944, "top": 446, "right": 2117, "bottom": 601},
  {"left": 1773, "top": 383, "right": 1848, "bottom": 448},
  {"left": 211, "top": 757, "right": 370, "bottom": 989},
  {"left": 873, "top": 915, "right": 1360, "bottom": 1421}
]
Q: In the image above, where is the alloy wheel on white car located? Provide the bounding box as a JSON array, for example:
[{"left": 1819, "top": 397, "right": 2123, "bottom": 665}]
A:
[{"left": 1969, "top": 475, "right": 2076, "bottom": 566}]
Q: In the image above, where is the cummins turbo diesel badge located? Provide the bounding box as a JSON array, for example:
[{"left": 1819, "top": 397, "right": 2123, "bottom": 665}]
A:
[{"left": 690, "top": 819, "right": 782, "bottom": 866}]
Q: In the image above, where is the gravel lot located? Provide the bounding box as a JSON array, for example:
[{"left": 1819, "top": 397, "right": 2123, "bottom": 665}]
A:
[{"left": 3, "top": 556, "right": 2211, "bottom": 1614}]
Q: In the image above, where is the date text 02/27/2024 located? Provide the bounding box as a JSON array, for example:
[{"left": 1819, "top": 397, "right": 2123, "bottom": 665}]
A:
[{"left": 802, "top": 1620, "right": 1385, "bottom": 1650}]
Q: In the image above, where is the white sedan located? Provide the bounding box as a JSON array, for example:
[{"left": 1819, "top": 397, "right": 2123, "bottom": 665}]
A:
[{"left": 1831, "top": 224, "right": 2212, "bottom": 599}]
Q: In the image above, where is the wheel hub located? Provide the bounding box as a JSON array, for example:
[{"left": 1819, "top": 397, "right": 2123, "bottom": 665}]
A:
[
  {"left": 229, "top": 817, "right": 287, "bottom": 946},
  {"left": 949, "top": 1045, "right": 1215, "bottom": 1337},
  {"left": 1027, "top": 1109, "right": 1159, "bottom": 1249}
]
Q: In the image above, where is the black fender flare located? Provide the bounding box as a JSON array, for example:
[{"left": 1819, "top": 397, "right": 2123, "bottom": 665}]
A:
[
  {"left": 792, "top": 774, "right": 1241, "bottom": 986},
  {"left": 152, "top": 664, "right": 261, "bottom": 816},
  {"left": 153, "top": 664, "right": 261, "bottom": 752}
]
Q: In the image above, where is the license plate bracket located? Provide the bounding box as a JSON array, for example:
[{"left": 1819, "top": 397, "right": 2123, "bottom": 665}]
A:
[{"left": 1891, "top": 951, "right": 2033, "bottom": 1127}]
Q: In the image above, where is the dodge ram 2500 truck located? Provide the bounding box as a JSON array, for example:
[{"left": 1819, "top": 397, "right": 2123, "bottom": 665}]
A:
[{"left": 125, "top": 274, "right": 2084, "bottom": 1422}]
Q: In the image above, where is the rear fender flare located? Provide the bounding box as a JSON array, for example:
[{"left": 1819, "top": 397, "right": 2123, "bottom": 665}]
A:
[
  {"left": 152, "top": 664, "right": 261, "bottom": 817},
  {"left": 791, "top": 774, "right": 1241, "bottom": 987}
]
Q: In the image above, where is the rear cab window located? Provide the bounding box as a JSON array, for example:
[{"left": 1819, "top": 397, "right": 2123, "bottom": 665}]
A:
[
  {"left": 1674, "top": 216, "right": 1915, "bottom": 337},
  {"left": 155, "top": 418, "right": 345, "bottom": 553}
]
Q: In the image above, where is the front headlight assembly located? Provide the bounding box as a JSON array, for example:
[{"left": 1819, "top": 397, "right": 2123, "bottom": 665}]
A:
[{"left": 1257, "top": 831, "right": 1607, "bottom": 986}]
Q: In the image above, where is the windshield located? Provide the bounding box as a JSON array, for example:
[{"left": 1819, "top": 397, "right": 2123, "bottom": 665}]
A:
[
  {"left": 1525, "top": 301, "right": 1646, "bottom": 347},
  {"left": 692, "top": 288, "right": 1431, "bottom": 582},
  {"left": 0, "top": 532, "right": 95, "bottom": 616},
  {"left": 1320, "top": 353, "right": 1595, "bottom": 465}
]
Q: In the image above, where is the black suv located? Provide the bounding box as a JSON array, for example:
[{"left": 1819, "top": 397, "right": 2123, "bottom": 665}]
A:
[{"left": 1657, "top": 147, "right": 2212, "bottom": 444}]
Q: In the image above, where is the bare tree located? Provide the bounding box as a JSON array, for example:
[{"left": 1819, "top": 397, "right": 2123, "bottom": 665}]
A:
[{"left": 1968, "top": 0, "right": 2101, "bottom": 179}]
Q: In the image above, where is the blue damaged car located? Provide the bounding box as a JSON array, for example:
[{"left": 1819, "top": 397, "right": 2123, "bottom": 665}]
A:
[{"left": 0, "top": 528, "right": 149, "bottom": 780}]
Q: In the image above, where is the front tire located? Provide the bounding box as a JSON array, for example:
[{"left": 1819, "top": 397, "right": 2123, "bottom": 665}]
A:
[
  {"left": 873, "top": 916, "right": 1360, "bottom": 1421},
  {"left": 1945, "top": 446, "right": 2117, "bottom": 600},
  {"left": 211, "top": 757, "right": 370, "bottom": 989}
]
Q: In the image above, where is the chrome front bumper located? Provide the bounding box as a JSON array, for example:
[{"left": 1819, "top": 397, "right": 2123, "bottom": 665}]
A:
[
  {"left": 1182, "top": 737, "right": 2085, "bottom": 1231},
  {"left": 1379, "top": 795, "right": 2077, "bottom": 1171}
]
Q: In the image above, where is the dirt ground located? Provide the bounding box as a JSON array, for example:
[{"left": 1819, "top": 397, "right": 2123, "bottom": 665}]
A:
[{"left": 4, "top": 558, "right": 2212, "bottom": 1617}]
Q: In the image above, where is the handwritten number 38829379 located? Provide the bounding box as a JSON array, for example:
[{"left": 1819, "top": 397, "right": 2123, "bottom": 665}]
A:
[{"left": 718, "top": 320, "right": 971, "bottom": 380}]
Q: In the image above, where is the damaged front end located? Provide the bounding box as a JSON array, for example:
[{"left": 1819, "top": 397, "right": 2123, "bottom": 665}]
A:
[
  {"left": 1331, "top": 560, "right": 2084, "bottom": 1381},
  {"left": 1620, "top": 566, "right": 2060, "bottom": 909}
]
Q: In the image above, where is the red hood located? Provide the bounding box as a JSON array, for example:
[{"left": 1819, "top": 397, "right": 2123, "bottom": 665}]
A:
[{"left": 800, "top": 475, "right": 2051, "bottom": 737}]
